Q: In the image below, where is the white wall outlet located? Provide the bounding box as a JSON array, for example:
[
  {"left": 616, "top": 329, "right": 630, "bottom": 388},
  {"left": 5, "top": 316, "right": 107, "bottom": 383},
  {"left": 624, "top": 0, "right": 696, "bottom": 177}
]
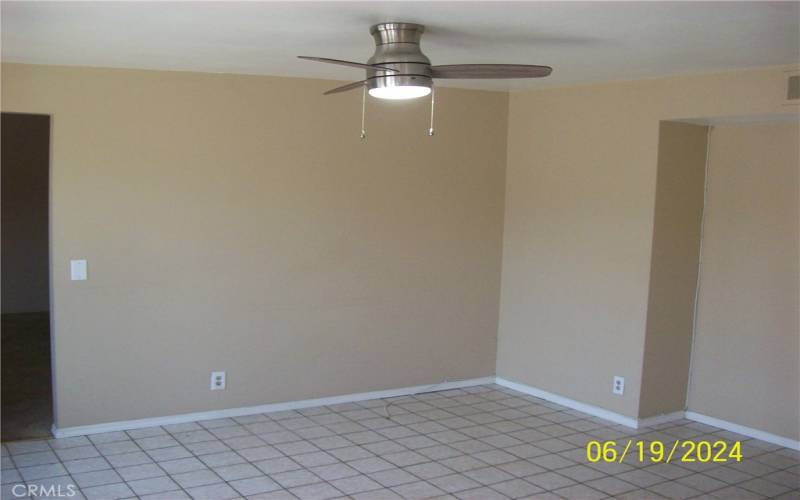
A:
[
  {"left": 70, "top": 259, "right": 87, "bottom": 281},
  {"left": 613, "top": 376, "right": 625, "bottom": 395},
  {"left": 210, "top": 371, "right": 226, "bottom": 390}
]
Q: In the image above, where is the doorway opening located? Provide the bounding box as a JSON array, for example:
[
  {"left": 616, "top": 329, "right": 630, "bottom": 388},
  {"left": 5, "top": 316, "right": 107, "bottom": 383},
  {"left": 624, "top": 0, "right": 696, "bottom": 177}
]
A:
[{"left": 1, "top": 112, "right": 53, "bottom": 441}]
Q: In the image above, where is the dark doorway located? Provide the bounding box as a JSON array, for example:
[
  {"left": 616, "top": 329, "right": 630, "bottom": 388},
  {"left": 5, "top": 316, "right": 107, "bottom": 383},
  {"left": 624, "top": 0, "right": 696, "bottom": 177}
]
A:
[{"left": 1, "top": 112, "right": 53, "bottom": 441}]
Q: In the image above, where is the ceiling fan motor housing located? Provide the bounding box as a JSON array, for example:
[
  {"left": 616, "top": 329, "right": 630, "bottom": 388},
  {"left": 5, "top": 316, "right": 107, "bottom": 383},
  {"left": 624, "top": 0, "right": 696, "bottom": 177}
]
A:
[{"left": 366, "top": 23, "right": 433, "bottom": 94}]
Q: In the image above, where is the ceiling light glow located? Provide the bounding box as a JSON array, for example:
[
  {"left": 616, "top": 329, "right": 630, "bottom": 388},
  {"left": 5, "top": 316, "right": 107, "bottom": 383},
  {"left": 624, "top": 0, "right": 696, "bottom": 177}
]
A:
[{"left": 368, "top": 86, "right": 432, "bottom": 100}]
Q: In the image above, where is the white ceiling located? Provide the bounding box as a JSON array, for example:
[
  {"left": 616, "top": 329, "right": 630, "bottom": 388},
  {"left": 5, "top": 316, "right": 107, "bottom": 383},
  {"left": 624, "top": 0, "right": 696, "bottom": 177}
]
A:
[{"left": 2, "top": 1, "right": 798, "bottom": 91}]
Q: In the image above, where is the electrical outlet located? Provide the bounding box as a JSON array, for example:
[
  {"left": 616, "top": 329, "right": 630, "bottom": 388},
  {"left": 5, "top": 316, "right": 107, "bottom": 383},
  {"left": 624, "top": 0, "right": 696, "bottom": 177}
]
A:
[
  {"left": 210, "top": 371, "right": 226, "bottom": 390},
  {"left": 613, "top": 376, "right": 625, "bottom": 395}
]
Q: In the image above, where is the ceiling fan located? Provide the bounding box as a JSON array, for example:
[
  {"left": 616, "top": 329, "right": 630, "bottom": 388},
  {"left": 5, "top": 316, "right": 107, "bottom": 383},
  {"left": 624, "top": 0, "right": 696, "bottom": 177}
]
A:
[
  {"left": 299, "top": 22, "right": 552, "bottom": 100},
  {"left": 298, "top": 22, "right": 551, "bottom": 137}
]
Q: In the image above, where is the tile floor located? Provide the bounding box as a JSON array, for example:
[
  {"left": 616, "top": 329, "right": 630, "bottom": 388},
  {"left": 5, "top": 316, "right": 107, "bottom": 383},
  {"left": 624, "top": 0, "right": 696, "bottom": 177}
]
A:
[{"left": 1, "top": 384, "right": 798, "bottom": 499}]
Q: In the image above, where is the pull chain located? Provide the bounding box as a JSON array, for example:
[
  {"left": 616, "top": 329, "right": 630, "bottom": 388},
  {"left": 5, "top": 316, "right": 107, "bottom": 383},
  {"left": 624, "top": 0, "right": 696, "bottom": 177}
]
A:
[
  {"left": 428, "top": 86, "right": 435, "bottom": 136},
  {"left": 360, "top": 85, "right": 367, "bottom": 140}
]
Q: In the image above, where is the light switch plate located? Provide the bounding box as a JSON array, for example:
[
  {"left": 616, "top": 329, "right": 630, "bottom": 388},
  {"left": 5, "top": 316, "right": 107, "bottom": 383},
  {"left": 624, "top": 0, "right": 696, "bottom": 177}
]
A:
[{"left": 70, "top": 260, "right": 87, "bottom": 281}]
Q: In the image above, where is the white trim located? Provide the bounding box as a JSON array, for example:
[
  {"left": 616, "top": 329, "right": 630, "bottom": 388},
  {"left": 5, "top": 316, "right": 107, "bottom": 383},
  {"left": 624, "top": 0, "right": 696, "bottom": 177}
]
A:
[
  {"left": 493, "top": 378, "right": 800, "bottom": 448},
  {"left": 637, "top": 411, "right": 686, "bottom": 428},
  {"left": 684, "top": 123, "right": 713, "bottom": 411},
  {"left": 495, "top": 377, "right": 640, "bottom": 428},
  {"left": 52, "top": 375, "right": 800, "bottom": 451},
  {"left": 494, "top": 378, "right": 800, "bottom": 447},
  {"left": 52, "top": 376, "right": 495, "bottom": 438},
  {"left": 685, "top": 411, "right": 800, "bottom": 451}
]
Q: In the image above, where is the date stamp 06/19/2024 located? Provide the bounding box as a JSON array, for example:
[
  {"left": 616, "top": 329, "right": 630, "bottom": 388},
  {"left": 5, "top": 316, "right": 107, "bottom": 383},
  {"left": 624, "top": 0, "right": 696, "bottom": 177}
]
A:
[{"left": 586, "top": 439, "right": 743, "bottom": 464}]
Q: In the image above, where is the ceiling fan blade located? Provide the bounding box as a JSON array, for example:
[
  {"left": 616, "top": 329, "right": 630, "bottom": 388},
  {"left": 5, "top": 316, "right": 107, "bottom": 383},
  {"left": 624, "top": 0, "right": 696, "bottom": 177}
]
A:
[
  {"left": 430, "top": 64, "right": 552, "bottom": 79},
  {"left": 323, "top": 80, "right": 368, "bottom": 95},
  {"left": 298, "top": 56, "right": 398, "bottom": 73}
]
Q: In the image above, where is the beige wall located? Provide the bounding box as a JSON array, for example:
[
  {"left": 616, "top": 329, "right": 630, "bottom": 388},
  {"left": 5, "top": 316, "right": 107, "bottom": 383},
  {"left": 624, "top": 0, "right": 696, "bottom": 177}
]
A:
[
  {"left": 1, "top": 64, "right": 508, "bottom": 428},
  {"left": 498, "top": 66, "right": 796, "bottom": 418},
  {"left": 688, "top": 122, "right": 799, "bottom": 440},
  {"left": 3, "top": 61, "right": 797, "bottom": 433},
  {"left": 638, "top": 122, "right": 708, "bottom": 418},
  {"left": 2, "top": 112, "right": 50, "bottom": 314}
]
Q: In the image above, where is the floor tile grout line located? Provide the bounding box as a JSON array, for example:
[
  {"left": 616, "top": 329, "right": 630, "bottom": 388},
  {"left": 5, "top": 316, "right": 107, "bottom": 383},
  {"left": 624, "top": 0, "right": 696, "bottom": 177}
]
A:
[
  {"left": 123, "top": 426, "right": 196, "bottom": 500},
  {"left": 156, "top": 422, "right": 300, "bottom": 499},
  {"left": 4, "top": 384, "right": 797, "bottom": 500},
  {"left": 14, "top": 438, "right": 93, "bottom": 500},
  {"left": 13, "top": 430, "right": 793, "bottom": 499},
  {"left": 207, "top": 389, "right": 490, "bottom": 498},
  {"left": 157, "top": 414, "right": 400, "bottom": 499}
]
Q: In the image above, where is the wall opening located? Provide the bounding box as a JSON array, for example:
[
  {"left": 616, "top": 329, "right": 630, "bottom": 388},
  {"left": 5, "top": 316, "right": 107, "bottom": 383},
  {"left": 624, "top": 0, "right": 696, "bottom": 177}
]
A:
[
  {"left": 1, "top": 112, "right": 53, "bottom": 441},
  {"left": 686, "top": 116, "right": 799, "bottom": 441},
  {"left": 640, "top": 113, "right": 799, "bottom": 443},
  {"left": 638, "top": 121, "right": 708, "bottom": 418}
]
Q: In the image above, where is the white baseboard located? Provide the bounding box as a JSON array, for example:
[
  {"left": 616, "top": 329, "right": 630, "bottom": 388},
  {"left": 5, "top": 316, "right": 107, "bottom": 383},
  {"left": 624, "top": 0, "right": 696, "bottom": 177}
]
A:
[
  {"left": 496, "top": 377, "right": 799, "bottom": 448},
  {"left": 51, "top": 375, "right": 800, "bottom": 451},
  {"left": 495, "top": 377, "right": 640, "bottom": 428},
  {"left": 52, "top": 376, "right": 495, "bottom": 438},
  {"left": 637, "top": 411, "right": 686, "bottom": 428},
  {"left": 685, "top": 411, "right": 800, "bottom": 451}
]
